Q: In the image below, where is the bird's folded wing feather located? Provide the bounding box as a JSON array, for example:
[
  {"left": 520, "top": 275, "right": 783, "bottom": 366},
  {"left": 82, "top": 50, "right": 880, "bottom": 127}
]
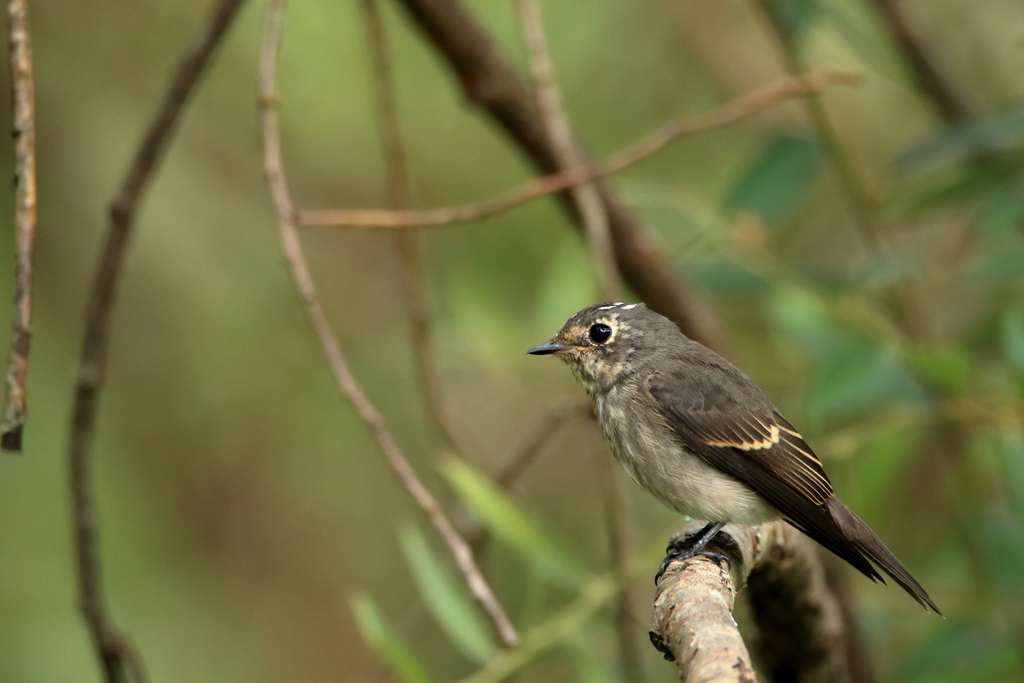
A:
[
  {"left": 646, "top": 368, "right": 832, "bottom": 504},
  {"left": 647, "top": 366, "right": 885, "bottom": 582}
]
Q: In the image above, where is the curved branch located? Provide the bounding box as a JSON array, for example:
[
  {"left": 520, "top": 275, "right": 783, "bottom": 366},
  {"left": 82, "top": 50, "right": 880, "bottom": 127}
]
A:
[
  {"left": 650, "top": 521, "right": 852, "bottom": 683},
  {"left": 299, "top": 72, "right": 859, "bottom": 231},
  {"left": 68, "top": 0, "right": 245, "bottom": 680},
  {"left": 257, "top": 0, "right": 518, "bottom": 648}
]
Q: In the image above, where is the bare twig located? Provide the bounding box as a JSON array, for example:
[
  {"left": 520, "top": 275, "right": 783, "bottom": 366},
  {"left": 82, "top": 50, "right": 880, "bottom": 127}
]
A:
[
  {"left": 68, "top": 0, "right": 245, "bottom": 680},
  {"left": 388, "top": 0, "right": 719, "bottom": 346},
  {"left": 513, "top": 0, "right": 620, "bottom": 300},
  {"left": 257, "top": 0, "right": 518, "bottom": 648},
  {"left": 508, "top": 7, "right": 635, "bottom": 668},
  {"left": 2, "top": 0, "right": 37, "bottom": 452},
  {"left": 358, "top": 0, "right": 463, "bottom": 456},
  {"left": 299, "top": 72, "right": 859, "bottom": 232},
  {"left": 465, "top": 403, "right": 584, "bottom": 552},
  {"left": 649, "top": 522, "right": 851, "bottom": 683},
  {"left": 494, "top": 403, "right": 584, "bottom": 489}
]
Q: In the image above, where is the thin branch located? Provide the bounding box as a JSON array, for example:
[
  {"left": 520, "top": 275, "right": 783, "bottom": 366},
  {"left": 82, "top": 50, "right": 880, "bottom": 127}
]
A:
[
  {"left": 299, "top": 71, "right": 859, "bottom": 232},
  {"left": 257, "top": 0, "right": 518, "bottom": 648},
  {"left": 358, "top": 0, "right": 464, "bottom": 456},
  {"left": 1, "top": 0, "right": 37, "bottom": 452},
  {"left": 513, "top": 0, "right": 620, "bottom": 300},
  {"left": 507, "top": 6, "right": 635, "bottom": 667},
  {"left": 594, "top": 448, "right": 644, "bottom": 683},
  {"left": 494, "top": 402, "right": 584, "bottom": 489},
  {"left": 465, "top": 403, "right": 584, "bottom": 553},
  {"left": 68, "top": 0, "right": 245, "bottom": 680},
  {"left": 387, "top": 0, "right": 720, "bottom": 347},
  {"left": 864, "top": 0, "right": 972, "bottom": 124},
  {"left": 649, "top": 522, "right": 852, "bottom": 683}
]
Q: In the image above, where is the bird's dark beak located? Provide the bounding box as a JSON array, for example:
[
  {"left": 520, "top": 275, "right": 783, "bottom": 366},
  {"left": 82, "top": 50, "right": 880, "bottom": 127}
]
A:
[{"left": 528, "top": 339, "right": 573, "bottom": 355}]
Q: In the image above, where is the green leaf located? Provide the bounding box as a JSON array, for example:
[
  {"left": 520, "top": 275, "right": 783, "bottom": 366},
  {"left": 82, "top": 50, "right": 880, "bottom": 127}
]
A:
[
  {"left": 997, "top": 425, "right": 1024, "bottom": 519},
  {"left": 902, "top": 346, "right": 973, "bottom": 394},
  {"left": 848, "top": 424, "right": 923, "bottom": 520},
  {"left": 975, "top": 506, "right": 1024, "bottom": 600},
  {"left": 895, "top": 619, "right": 1022, "bottom": 683},
  {"left": 1001, "top": 309, "right": 1024, "bottom": 372},
  {"left": 976, "top": 183, "right": 1024, "bottom": 234},
  {"left": 895, "top": 107, "right": 1024, "bottom": 173},
  {"left": 767, "top": 285, "right": 840, "bottom": 358},
  {"left": 725, "top": 134, "right": 822, "bottom": 224},
  {"left": 351, "top": 592, "right": 434, "bottom": 683},
  {"left": 688, "top": 257, "right": 772, "bottom": 295},
  {"left": 442, "top": 458, "right": 584, "bottom": 589},
  {"left": 807, "top": 340, "right": 924, "bottom": 426},
  {"left": 563, "top": 630, "right": 615, "bottom": 683},
  {"left": 398, "top": 524, "right": 496, "bottom": 663},
  {"left": 770, "top": 0, "right": 819, "bottom": 37}
]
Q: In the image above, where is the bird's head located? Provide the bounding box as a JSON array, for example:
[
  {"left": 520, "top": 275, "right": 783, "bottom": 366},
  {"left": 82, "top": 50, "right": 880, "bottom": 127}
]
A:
[{"left": 528, "top": 302, "right": 680, "bottom": 394}]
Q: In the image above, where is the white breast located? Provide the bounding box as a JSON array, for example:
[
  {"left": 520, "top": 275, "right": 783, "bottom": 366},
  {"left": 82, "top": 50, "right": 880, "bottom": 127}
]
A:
[{"left": 594, "top": 386, "right": 779, "bottom": 526}]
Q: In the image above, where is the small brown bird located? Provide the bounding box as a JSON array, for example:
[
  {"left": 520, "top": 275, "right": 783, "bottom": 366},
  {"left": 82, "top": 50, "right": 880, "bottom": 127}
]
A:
[{"left": 529, "top": 302, "right": 939, "bottom": 612}]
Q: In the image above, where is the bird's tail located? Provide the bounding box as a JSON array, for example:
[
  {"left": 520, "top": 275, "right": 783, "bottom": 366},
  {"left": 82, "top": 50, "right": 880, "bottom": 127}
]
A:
[{"left": 827, "top": 498, "right": 941, "bottom": 614}]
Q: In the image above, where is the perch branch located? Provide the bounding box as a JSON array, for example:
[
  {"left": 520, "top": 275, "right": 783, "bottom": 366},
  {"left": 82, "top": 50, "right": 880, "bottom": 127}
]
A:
[
  {"left": 258, "top": 0, "right": 518, "bottom": 648},
  {"left": 1, "top": 0, "right": 37, "bottom": 452},
  {"left": 358, "top": 0, "right": 464, "bottom": 456},
  {"left": 650, "top": 521, "right": 851, "bottom": 683},
  {"left": 68, "top": 0, "right": 245, "bottom": 681},
  {"left": 513, "top": 0, "right": 620, "bottom": 300},
  {"left": 299, "top": 72, "right": 858, "bottom": 232}
]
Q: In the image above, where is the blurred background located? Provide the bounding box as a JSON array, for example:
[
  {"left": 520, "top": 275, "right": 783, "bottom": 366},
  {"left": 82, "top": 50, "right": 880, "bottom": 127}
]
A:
[{"left": 1, "top": 0, "right": 1023, "bottom": 681}]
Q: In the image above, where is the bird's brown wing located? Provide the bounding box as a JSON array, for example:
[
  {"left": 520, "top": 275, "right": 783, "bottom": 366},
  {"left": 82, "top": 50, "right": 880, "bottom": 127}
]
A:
[{"left": 646, "top": 367, "right": 886, "bottom": 583}]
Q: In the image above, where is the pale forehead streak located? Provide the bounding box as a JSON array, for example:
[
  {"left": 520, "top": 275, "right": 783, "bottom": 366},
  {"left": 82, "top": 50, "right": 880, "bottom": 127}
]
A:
[
  {"left": 622, "top": 304, "right": 637, "bottom": 310},
  {"left": 597, "top": 302, "right": 626, "bottom": 310}
]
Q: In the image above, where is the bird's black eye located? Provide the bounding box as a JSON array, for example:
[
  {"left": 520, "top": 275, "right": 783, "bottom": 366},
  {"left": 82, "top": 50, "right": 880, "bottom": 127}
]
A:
[{"left": 589, "top": 323, "right": 612, "bottom": 344}]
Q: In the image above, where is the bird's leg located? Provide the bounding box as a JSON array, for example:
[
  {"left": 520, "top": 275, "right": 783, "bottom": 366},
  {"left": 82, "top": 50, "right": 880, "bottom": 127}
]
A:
[{"left": 654, "top": 522, "right": 728, "bottom": 584}]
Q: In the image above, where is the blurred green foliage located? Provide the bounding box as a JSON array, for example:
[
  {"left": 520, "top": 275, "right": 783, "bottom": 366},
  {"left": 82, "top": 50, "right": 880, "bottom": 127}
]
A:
[{"left": 1, "top": 0, "right": 1023, "bottom": 681}]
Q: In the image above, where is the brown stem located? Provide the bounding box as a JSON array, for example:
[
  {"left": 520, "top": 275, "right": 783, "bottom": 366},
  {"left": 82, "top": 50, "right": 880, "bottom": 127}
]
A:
[
  {"left": 513, "top": 0, "right": 621, "bottom": 301},
  {"left": 68, "top": 0, "right": 245, "bottom": 681},
  {"left": 299, "top": 72, "right": 858, "bottom": 233},
  {"left": 257, "top": 0, "right": 519, "bottom": 648},
  {"left": 2, "top": 0, "right": 37, "bottom": 452},
  {"left": 390, "top": 0, "right": 718, "bottom": 347},
  {"left": 650, "top": 522, "right": 851, "bottom": 683},
  {"left": 864, "top": 0, "right": 972, "bottom": 124},
  {"left": 747, "top": 530, "right": 851, "bottom": 683},
  {"left": 358, "top": 0, "right": 463, "bottom": 456},
  {"left": 594, "top": 449, "right": 643, "bottom": 683}
]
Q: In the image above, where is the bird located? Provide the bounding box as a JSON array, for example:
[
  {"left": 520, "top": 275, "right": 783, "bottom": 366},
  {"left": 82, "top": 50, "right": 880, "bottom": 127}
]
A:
[{"left": 528, "top": 301, "right": 939, "bottom": 613}]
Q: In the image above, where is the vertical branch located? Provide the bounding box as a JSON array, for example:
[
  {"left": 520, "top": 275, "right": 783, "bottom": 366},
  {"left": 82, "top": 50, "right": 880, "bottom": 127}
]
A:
[
  {"left": 511, "top": 3, "right": 636, "bottom": 678},
  {"left": 2, "top": 0, "right": 36, "bottom": 452},
  {"left": 68, "top": 0, "right": 246, "bottom": 680},
  {"left": 594, "top": 449, "right": 644, "bottom": 683},
  {"left": 257, "top": 0, "right": 519, "bottom": 648},
  {"left": 392, "top": 0, "right": 721, "bottom": 349},
  {"left": 513, "top": 0, "right": 621, "bottom": 301},
  {"left": 358, "top": 0, "right": 462, "bottom": 455}
]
